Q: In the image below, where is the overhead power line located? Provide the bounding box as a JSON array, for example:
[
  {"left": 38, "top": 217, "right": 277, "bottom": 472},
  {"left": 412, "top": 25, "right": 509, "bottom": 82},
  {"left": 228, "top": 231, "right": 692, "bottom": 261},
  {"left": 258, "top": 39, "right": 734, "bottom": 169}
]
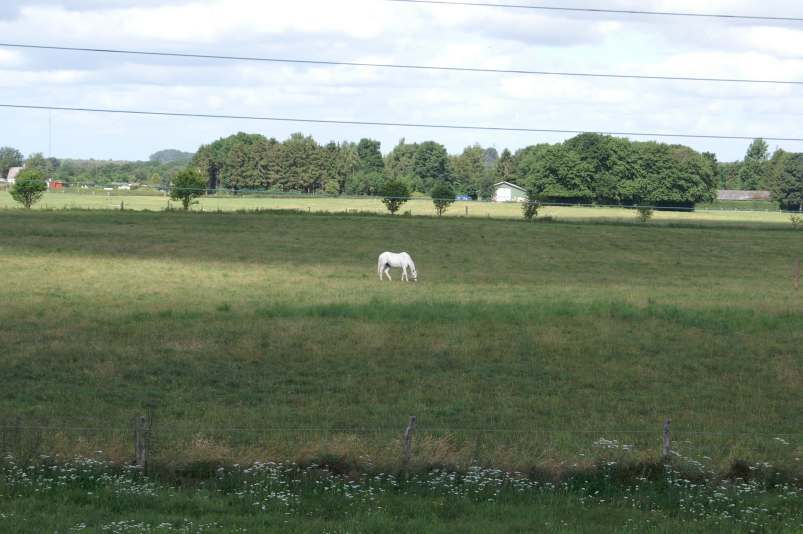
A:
[
  {"left": 1, "top": 43, "right": 801, "bottom": 86},
  {"left": 3, "top": 103, "right": 803, "bottom": 142},
  {"left": 384, "top": 0, "right": 803, "bottom": 22}
]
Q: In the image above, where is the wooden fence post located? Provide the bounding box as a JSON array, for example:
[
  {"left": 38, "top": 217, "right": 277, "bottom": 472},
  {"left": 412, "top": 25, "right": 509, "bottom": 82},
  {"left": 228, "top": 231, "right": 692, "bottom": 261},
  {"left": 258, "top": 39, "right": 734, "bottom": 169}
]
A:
[
  {"left": 134, "top": 413, "right": 152, "bottom": 470},
  {"left": 794, "top": 257, "right": 800, "bottom": 290},
  {"left": 662, "top": 418, "right": 671, "bottom": 460},
  {"left": 403, "top": 416, "right": 416, "bottom": 467},
  {"left": 134, "top": 415, "right": 147, "bottom": 469},
  {"left": 465, "top": 205, "right": 468, "bottom": 217}
]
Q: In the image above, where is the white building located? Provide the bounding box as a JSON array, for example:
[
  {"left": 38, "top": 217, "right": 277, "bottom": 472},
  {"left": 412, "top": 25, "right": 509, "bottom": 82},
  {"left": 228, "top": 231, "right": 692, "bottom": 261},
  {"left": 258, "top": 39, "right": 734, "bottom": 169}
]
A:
[
  {"left": 492, "top": 181, "right": 528, "bottom": 202},
  {"left": 3, "top": 166, "right": 23, "bottom": 185}
]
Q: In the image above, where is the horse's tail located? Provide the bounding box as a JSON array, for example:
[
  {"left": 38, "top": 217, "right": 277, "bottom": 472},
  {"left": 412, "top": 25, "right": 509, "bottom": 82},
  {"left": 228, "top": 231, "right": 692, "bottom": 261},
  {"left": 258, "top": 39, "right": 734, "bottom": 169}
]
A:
[{"left": 377, "top": 254, "right": 385, "bottom": 276}]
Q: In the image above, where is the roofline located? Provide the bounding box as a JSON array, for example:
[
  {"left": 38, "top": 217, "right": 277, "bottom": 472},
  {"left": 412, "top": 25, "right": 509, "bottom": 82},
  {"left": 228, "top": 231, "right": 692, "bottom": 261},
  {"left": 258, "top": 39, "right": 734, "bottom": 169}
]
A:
[{"left": 493, "top": 181, "right": 527, "bottom": 192}]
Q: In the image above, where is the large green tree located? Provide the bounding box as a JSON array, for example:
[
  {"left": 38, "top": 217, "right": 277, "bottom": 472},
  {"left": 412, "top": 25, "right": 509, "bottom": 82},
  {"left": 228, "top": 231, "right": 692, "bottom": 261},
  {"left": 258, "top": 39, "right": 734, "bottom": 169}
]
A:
[
  {"left": 0, "top": 146, "right": 23, "bottom": 180},
  {"left": 194, "top": 132, "right": 281, "bottom": 192},
  {"left": 356, "top": 138, "right": 384, "bottom": 175},
  {"left": 413, "top": 141, "right": 451, "bottom": 192},
  {"left": 451, "top": 144, "right": 488, "bottom": 199},
  {"left": 385, "top": 139, "right": 421, "bottom": 191},
  {"left": 739, "top": 138, "right": 770, "bottom": 190},
  {"left": 10, "top": 168, "right": 47, "bottom": 208},
  {"left": 277, "top": 133, "right": 327, "bottom": 193},
  {"left": 519, "top": 144, "right": 594, "bottom": 203},
  {"left": 563, "top": 133, "right": 640, "bottom": 204},
  {"left": 494, "top": 148, "right": 517, "bottom": 184},
  {"left": 623, "top": 142, "right": 716, "bottom": 208},
  {"left": 332, "top": 142, "right": 360, "bottom": 194},
  {"left": 25, "top": 152, "right": 55, "bottom": 176},
  {"left": 170, "top": 167, "right": 207, "bottom": 210},
  {"left": 773, "top": 152, "right": 803, "bottom": 211}
]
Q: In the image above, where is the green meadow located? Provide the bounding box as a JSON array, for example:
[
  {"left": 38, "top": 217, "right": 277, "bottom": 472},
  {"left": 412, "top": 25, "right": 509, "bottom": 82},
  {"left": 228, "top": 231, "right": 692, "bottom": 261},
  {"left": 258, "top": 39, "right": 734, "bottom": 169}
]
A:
[
  {"left": 1, "top": 207, "right": 801, "bottom": 531},
  {"left": 0, "top": 207, "right": 800, "bottom": 470}
]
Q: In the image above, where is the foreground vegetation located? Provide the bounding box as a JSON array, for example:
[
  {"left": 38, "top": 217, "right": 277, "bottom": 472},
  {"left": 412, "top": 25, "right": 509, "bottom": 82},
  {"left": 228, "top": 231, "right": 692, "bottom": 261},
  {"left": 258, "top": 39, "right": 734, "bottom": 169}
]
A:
[{"left": 1, "top": 456, "right": 801, "bottom": 532}]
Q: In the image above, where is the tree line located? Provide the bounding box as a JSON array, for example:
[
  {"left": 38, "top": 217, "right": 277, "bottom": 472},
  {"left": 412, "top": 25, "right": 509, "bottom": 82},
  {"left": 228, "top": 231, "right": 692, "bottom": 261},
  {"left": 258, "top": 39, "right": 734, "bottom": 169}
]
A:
[
  {"left": 0, "top": 147, "right": 192, "bottom": 189},
  {"left": 192, "top": 131, "right": 722, "bottom": 209},
  {"left": 2, "top": 134, "right": 802, "bottom": 210}
]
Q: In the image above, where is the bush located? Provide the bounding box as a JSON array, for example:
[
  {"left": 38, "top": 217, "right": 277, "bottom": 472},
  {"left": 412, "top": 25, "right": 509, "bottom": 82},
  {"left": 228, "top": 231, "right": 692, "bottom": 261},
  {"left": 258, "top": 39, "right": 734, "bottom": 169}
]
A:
[
  {"left": 170, "top": 168, "right": 207, "bottom": 210},
  {"left": 10, "top": 169, "right": 48, "bottom": 208},
  {"left": 522, "top": 200, "right": 540, "bottom": 220},
  {"left": 791, "top": 213, "right": 801, "bottom": 229},
  {"left": 520, "top": 187, "right": 540, "bottom": 221},
  {"left": 381, "top": 178, "right": 411, "bottom": 215},
  {"left": 430, "top": 181, "right": 455, "bottom": 216},
  {"left": 636, "top": 207, "right": 654, "bottom": 223}
]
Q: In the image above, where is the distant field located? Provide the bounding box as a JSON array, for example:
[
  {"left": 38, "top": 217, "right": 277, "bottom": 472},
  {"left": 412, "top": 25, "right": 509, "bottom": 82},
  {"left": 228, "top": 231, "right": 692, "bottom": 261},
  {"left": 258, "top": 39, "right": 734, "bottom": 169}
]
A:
[
  {"left": 0, "top": 191, "right": 795, "bottom": 227},
  {"left": 0, "top": 209, "right": 800, "bottom": 475}
]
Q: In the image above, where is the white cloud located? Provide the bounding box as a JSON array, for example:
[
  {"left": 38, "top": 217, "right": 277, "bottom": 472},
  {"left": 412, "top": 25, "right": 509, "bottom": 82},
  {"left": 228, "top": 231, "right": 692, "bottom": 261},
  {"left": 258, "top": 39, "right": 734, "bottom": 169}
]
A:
[{"left": 3, "top": 0, "right": 803, "bottom": 161}]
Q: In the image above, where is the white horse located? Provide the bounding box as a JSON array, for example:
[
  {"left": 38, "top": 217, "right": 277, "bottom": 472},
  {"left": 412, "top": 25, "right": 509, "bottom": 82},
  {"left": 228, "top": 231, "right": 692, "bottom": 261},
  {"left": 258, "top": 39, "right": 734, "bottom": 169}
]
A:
[{"left": 378, "top": 251, "right": 417, "bottom": 282}]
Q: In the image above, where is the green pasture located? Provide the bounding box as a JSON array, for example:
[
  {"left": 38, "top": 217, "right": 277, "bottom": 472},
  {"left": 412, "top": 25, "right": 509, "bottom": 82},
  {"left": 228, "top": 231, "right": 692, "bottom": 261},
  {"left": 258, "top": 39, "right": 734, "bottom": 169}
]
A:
[
  {"left": 0, "top": 208, "right": 801, "bottom": 474},
  {"left": 0, "top": 190, "right": 795, "bottom": 226}
]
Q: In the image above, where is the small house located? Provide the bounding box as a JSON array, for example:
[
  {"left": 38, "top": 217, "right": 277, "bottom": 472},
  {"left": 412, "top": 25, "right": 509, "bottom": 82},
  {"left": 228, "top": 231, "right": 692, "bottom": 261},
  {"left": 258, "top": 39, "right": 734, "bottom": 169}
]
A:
[
  {"left": 5, "top": 166, "right": 22, "bottom": 185},
  {"left": 492, "top": 181, "right": 527, "bottom": 202}
]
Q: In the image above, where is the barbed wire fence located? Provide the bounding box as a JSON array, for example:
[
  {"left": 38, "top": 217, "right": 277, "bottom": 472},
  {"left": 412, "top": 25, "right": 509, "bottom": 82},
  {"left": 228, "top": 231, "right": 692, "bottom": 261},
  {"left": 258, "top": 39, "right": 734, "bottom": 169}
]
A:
[{"left": 1, "top": 409, "right": 801, "bottom": 475}]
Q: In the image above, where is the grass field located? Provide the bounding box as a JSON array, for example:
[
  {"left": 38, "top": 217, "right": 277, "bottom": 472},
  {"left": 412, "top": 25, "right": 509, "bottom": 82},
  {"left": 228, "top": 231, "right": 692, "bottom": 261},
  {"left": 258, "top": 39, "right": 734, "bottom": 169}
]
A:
[
  {"left": 0, "top": 207, "right": 801, "bottom": 531},
  {"left": 0, "top": 190, "right": 797, "bottom": 227}
]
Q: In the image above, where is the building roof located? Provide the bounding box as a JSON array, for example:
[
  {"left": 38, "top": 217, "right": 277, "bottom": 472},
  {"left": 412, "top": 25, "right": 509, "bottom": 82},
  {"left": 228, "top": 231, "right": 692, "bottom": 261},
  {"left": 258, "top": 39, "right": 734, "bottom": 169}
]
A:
[
  {"left": 6, "top": 167, "right": 22, "bottom": 181},
  {"left": 717, "top": 189, "right": 771, "bottom": 201},
  {"left": 493, "top": 181, "right": 527, "bottom": 192}
]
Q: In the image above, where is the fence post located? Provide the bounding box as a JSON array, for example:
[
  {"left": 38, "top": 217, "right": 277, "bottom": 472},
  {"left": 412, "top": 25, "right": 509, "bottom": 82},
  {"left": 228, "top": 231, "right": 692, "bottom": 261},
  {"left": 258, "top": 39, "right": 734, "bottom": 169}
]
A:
[
  {"left": 134, "top": 407, "right": 154, "bottom": 471},
  {"left": 794, "top": 257, "right": 800, "bottom": 290},
  {"left": 134, "top": 415, "right": 147, "bottom": 470},
  {"left": 403, "top": 416, "right": 416, "bottom": 468},
  {"left": 662, "top": 418, "right": 671, "bottom": 460},
  {"left": 465, "top": 205, "right": 468, "bottom": 217}
]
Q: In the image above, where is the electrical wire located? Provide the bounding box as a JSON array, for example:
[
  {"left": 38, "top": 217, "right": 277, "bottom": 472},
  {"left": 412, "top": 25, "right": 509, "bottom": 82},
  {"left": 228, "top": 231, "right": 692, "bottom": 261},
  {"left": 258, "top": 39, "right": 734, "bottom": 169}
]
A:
[
  {"left": 384, "top": 0, "right": 803, "bottom": 22},
  {"left": 3, "top": 103, "right": 803, "bottom": 142},
  {"left": 1, "top": 42, "right": 800, "bottom": 86}
]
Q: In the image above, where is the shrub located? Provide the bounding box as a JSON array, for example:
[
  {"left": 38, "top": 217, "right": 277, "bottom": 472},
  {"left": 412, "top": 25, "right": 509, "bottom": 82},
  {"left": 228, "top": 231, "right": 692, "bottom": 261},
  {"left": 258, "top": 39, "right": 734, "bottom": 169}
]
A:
[
  {"left": 170, "top": 168, "right": 207, "bottom": 210},
  {"left": 522, "top": 200, "right": 540, "bottom": 221},
  {"left": 791, "top": 213, "right": 801, "bottom": 229},
  {"left": 430, "top": 181, "right": 455, "bottom": 216},
  {"left": 637, "top": 207, "right": 654, "bottom": 223},
  {"left": 10, "top": 169, "right": 47, "bottom": 209},
  {"left": 381, "top": 178, "right": 410, "bottom": 215}
]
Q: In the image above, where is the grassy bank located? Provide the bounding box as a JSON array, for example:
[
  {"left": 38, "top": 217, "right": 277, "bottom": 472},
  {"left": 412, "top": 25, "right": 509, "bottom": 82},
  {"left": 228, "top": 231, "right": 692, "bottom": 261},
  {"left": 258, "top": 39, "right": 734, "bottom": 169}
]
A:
[{"left": 0, "top": 209, "right": 800, "bottom": 476}]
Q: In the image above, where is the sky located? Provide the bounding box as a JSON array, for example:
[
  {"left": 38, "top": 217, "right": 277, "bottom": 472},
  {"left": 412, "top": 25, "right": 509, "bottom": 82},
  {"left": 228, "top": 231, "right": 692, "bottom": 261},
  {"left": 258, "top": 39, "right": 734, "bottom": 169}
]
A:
[{"left": 2, "top": 0, "right": 803, "bottom": 162}]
